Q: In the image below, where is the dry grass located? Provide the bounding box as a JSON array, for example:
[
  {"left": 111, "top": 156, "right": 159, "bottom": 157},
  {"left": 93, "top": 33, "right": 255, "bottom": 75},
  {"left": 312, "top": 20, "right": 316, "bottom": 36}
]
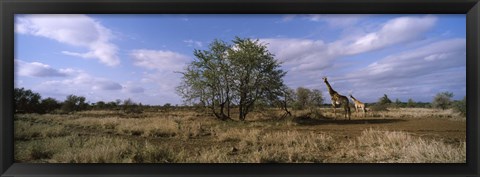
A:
[
  {"left": 250, "top": 131, "right": 334, "bottom": 163},
  {"left": 16, "top": 135, "right": 183, "bottom": 163},
  {"left": 116, "top": 118, "right": 178, "bottom": 137},
  {"left": 15, "top": 120, "right": 69, "bottom": 140},
  {"left": 216, "top": 128, "right": 261, "bottom": 142},
  {"left": 316, "top": 107, "right": 465, "bottom": 120},
  {"left": 50, "top": 136, "right": 134, "bottom": 163},
  {"left": 370, "top": 108, "right": 465, "bottom": 120},
  {"left": 14, "top": 108, "right": 466, "bottom": 163},
  {"left": 329, "top": 129, "right": 466, "bottom": 163}
]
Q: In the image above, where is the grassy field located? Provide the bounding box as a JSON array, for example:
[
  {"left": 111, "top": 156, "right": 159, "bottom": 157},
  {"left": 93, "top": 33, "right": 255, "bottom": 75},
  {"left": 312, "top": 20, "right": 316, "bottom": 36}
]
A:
[{"left": 14, "top": 107, "right": 466, "bottom": 163}]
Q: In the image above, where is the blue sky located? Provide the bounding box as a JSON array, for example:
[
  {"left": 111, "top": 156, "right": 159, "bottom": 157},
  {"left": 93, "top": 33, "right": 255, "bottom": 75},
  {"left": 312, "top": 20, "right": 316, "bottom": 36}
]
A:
[{"left": 14, "top": 14, "right": 466, "bottom": 105}]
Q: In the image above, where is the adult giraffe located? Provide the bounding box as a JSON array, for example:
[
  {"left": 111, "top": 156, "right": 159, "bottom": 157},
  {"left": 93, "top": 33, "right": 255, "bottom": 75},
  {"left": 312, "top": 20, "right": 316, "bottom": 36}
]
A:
[{"left": 322, "top": 77, "right": 351, "bottom": 120}]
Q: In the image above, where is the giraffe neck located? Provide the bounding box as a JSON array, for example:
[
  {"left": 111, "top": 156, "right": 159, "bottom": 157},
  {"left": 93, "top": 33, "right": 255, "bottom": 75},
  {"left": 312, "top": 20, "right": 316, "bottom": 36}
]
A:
[
  {"left": 351, "top": 96, "right": 357, "bottom": 102},
  {"left": 324, "top": 81, "right": 337, "bottom": 96}
]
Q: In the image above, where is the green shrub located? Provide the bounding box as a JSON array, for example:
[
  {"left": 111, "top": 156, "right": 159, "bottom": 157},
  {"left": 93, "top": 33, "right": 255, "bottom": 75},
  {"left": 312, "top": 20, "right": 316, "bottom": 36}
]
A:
[
  {"left": 453, "top": 96, "right": 466, "bottom": 117},
  {"left": 369, "top": 103, "right": 389, "bottom": 112},
  {"left": 122, "top": 98, "right": 143, "bottom": 114},
  {"left": 61, "top": 95, "right": 89, "bottom": 113},
  {"left": 432, "top": 92, "right": 453, "bottom": 110}
]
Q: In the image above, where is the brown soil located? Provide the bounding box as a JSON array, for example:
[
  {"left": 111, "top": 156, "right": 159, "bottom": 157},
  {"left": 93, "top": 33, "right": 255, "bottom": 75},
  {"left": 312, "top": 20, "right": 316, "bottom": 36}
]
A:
[
  {"left": 289, "top": 117, "right": 466, "bottom": 144},
  {"left": 64, "top": 115, "right": 466, "bottom": 148}
]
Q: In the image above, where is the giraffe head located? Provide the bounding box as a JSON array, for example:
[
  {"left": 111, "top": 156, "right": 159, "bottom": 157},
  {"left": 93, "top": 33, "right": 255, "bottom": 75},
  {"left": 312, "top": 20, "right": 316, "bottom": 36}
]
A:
[{"left": 322, "top": 77, "right": 328, "bottom": 82}]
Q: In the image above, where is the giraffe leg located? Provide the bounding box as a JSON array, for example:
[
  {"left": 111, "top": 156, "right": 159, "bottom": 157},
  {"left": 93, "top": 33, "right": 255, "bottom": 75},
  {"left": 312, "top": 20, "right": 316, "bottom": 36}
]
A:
[
  {"left": 344, "top": 105, "right": 347, "bottom": 120},
  {"left": 332, "top": 105, "right": 336, "bottom": 120},
  {"left": 344, "top": 105, "right": 350, "bottom": 119},
  {"left": 347, "top": 105, "right": 351, "bottom": 120}
]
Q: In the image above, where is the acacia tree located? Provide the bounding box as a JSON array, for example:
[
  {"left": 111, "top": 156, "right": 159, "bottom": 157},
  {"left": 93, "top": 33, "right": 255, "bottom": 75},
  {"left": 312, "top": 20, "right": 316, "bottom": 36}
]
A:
[
  {"left": 453, "top": 96, "right": 466, "bottom": 116},
  {"left": 310, "top": 89, "right": 324, "bottom": 107},
  {"left": 433, "top": 92, "right": 454, "bottom": 110},
  {"left": 177, "top": 37, "right": 286, "bottom": 121},
  {"left": 123, "top": 98, "right": 142, "bottom": 114},
  {"left": 278, "top": 86, "right": 294, "bottom": 117},
  {"left": 40, "top": 97, "right": 61, "bottom": 114},
  {"left": 296, "top": 87, "right": 311, "bottom": 110},
  {"left": 228, "top": 37, "right": 286, "bottom": 121},
  {"left": 177, "top": 39, "right": 234, "bottom": 120},
  {"left": 407, "top": 98, "right": 415, "bottom": 108},
  {"left": 61, "top": 95, "right": 88, "bottom": 113},
  {"left": 14, "top": 88, "right": 41, "bottom": 113},
  {"left": 378, "top": 94, "right": 392, "bottom": 105}
]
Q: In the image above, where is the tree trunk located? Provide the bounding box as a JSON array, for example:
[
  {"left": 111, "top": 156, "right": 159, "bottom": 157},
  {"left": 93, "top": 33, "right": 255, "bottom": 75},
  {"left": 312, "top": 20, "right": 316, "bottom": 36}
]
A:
[
  {"left": 226, "top": 93, "right": 230, "bottom": 118},
  {"left": 282, "top": 100, "right": 292, "bottom": 117},
  {"left": 239, "top": 104, "right": 244, "bottom": 121}
]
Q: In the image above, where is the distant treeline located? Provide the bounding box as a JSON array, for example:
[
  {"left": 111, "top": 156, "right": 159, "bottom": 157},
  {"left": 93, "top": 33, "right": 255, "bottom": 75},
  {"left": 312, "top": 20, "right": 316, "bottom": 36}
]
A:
[
  {"left": 15, "top": 87, "right": 466, "bottom": 117},
  {"left": 366, "top": 93, "right": 466, "bottom": 116},
  {"left": 14, "top": 87, "right": 172, "bottom": 114}
]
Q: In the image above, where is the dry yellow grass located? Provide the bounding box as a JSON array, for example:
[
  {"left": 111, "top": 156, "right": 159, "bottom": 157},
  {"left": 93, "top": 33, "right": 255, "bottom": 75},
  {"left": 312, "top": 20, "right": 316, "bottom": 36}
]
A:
[
  {"left": 15, "top": 120, "right": 69, "bottom": 140},
  {"left": 250, "top": 131, "right": 334, "bottom": 163},
  {"left": 329, "top": 128, "right": 466, "bottom": 163},
  {"left": 318, "top": 107, "right": 465, "bottom": 120},
  {"left": 14, "top": 108, "right": 466, "bottom": 163}
]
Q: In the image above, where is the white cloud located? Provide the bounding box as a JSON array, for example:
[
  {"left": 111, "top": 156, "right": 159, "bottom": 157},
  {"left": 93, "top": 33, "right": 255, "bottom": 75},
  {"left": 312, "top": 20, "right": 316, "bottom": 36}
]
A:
[
  {"left": 338, "top": 15, "right": 437, "bottom": 55},
  {"left": 345, "top": 38, "right": 465, "bottom": 81},
  {"left": 15, "top": 59, "right": 70, "bottom": 77},
  {"left": 15, "top": 14, "right": 120, "bottom": 66},
  {"left": 262, "top": 15, "right": 438, "bottom": 73},
  {"left": 122, "top": 82, "right": 145, "bottom": 94},
  {"left": 129, "top": 49, "right": 191, "bottom": 105},
  {"left": 184, "top": 40, "right": 203, "bottom": 48},
  {"left": 336, "top": 38, "right": 466, "bottom": 102},
  {"left": 93, "top": 81, "right": 123, "bottom": 91},
  {"left": 37, "top": 71, "right": 123, "bottom": 93},
  {"left": 281, "top": 15, "right": 296, "bottom": 22},
  {"left": 262, "top": 16, "right": 462, "bottom": 103},
  {"left": 65, "top": 72, "right": 123, "bottom": 91},
  {"left": 130, "top": 49, "right": 190, "bottom": 71},
  {"left": 261, "top": 38, "right": 332, "bottom": 72},
  {"left": 130, "top": 49, "right": 191, "bottom": 103},
  {"left": 280, "top": 14, "right": 367, "bottom": 27},
  {"left": 33, "top": 70, "right": 133, "bottom": 103},
  {"left": 307, "top": 14, "right": 368, "bottom": 28}
]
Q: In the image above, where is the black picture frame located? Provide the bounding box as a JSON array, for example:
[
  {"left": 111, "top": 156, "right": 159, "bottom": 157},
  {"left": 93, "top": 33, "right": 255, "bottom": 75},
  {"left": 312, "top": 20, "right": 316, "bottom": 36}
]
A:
[{"left": 1, "top": 0, "right": 479, "bottom": 176}]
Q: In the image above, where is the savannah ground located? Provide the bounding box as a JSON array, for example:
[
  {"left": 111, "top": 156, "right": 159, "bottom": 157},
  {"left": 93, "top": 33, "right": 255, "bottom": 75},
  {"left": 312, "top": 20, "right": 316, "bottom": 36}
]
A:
[{"left": 14, "top": 107, "right": 466, "bottom": 163}]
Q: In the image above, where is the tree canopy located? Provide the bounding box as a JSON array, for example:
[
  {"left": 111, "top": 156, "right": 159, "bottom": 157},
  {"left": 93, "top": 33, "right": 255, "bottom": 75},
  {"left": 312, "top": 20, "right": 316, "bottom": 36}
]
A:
[
  {"left": 433, "top": 92, "right": 454, "bottom": 110},
  {"left": 177, "top": 37, "right": 287, "bottom": 121}
]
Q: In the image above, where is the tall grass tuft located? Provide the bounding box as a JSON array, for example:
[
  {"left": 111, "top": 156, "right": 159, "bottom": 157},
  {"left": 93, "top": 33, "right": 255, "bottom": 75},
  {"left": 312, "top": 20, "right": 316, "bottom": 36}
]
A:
[{"left": 331, "top": 129, "right": 466, "bottom": 163}]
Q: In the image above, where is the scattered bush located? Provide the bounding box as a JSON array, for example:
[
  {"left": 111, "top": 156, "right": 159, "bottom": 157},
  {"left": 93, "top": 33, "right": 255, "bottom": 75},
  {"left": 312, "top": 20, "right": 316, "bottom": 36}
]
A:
[
  {"left": 14, "top": 88, "right": 41, "bottom": 113},
  {"left": 61, "top": 95, "right": 89, "bottom": 113},
  {"left": 433, "top": 92, "right": 453, "bottom": 110},
  {"left": 369, "top": 103, "right": 389, "bottom": 112},
  {"left": 40, "top": 97, "right": 61, "bottom": 114},
  {"left": 122, "top": 98, "right": 143, "bottom": 114},
  {"left": 378, "top": 94, "right": 392, "bottom": 105},
  {"left": 407, "top": 98, "right": 416, "bottom": 108},
  {"left": 29, "top": 141, "right": 55, "bottom": 160},
  {"left": 452, "top": 96, "right": 466, "bottom": 117}
]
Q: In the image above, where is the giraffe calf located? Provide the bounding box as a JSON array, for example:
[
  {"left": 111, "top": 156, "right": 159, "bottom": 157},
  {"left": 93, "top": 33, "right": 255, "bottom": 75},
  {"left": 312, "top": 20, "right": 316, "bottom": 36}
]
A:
[{"left": 349, "top": 94, "right": 367, "bottom": 117}]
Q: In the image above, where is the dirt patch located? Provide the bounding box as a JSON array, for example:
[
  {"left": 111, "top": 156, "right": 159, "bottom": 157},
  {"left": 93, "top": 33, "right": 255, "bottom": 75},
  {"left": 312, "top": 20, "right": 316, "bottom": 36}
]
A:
[{"left": 290, "top": 116, "right": 465, "bottom": 144}]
